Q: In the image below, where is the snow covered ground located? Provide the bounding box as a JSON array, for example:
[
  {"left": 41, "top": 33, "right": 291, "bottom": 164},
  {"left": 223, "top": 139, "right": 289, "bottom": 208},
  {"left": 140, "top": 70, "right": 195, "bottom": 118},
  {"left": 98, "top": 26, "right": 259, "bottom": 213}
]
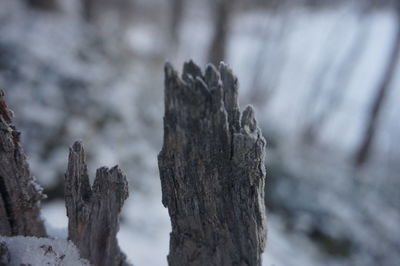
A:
[
  {"left": 1, "top": 0, "right": 399, "bottom": 265},
  {"left": 0, "top": 236, "right": 90, "bottom": 266}
]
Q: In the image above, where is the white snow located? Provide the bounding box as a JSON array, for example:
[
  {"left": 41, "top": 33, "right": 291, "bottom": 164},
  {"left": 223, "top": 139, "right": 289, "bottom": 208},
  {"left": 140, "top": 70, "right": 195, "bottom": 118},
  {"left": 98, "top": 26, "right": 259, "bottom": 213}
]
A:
[
  {"left": 0, "top": 236, "right": 90, "bottom": 266},
  {"left": 41, "top": 200, "right": 68, "bottom": 239}
]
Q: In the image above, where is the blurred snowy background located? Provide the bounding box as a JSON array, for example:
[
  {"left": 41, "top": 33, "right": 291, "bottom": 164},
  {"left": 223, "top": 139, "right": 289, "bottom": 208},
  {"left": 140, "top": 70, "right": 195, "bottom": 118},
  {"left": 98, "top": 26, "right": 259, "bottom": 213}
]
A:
[{"left": 1, "top": 0, "right": 399, "bottom": 265}]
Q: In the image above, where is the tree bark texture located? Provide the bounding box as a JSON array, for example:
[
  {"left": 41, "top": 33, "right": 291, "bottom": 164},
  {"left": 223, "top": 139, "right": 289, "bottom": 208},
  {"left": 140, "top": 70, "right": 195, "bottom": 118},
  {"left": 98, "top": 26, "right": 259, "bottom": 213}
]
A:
[
  {"left": 65, "top": 141, "right": 130, "bottom": 266},
  {"left": 0, "top": 90, "right": 46, "bottom": 237},
  {"left": 158, "top": 61, "right": 267, "bottom": 266},
  {"left": 0, "top": 241, "right": 10, "bottom": 266}
]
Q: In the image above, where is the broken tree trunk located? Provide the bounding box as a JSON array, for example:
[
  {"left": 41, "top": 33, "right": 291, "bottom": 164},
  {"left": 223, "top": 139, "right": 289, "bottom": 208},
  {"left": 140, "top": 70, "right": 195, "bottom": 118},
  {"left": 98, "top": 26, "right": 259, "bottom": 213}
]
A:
[
  {"left": 158, "top": 61, "right": 267, "bottom": 266},
  {"left": 65, "top": 141, "right": 130, "bottom": 266},
  {"left": 0, "top": 90, "right": 130, "bottom": 265},
  {"left": 0, "top": 90, "right": 46, "bottom": 237}
]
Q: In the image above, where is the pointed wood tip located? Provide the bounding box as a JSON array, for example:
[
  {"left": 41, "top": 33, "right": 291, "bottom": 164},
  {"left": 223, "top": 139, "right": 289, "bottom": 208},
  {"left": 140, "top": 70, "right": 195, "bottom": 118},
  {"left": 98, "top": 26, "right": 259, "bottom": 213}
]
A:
[
  {"left": 71, "top": 141, "right": 84, "bottom": 153},
  {"left": 205, "top": 64, "right": 221, "bottom": 89},
  {"left": 182, "top": 60, "right": 203, "bottom": 83},
  {"left": 0, "top": 89, "right": 14, "bottom": 124},
  {"left": 164, "top": 62, "right": 177, "bottom": 78},
  {"left": 241, "top": 105, "right": 258, "bottom": 134},
  {"left": 94, "top": 165, "right": 129, "bottom": 201}
]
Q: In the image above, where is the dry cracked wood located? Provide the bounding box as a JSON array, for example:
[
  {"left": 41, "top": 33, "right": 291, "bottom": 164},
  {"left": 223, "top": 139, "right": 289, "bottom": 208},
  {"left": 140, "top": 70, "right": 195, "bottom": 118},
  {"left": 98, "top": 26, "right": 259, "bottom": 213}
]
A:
[
  {"left": 158, "top": 61, "right": 267, "bottom": 266},
  {"left": 65, "top": 141, "right": 130, "bottom": 266},
  {"left": 0, "top": 240, "right": 10, "bottom": 266},
  {"left": 0, "top": 90, "right": 46, "bottom": 237}
]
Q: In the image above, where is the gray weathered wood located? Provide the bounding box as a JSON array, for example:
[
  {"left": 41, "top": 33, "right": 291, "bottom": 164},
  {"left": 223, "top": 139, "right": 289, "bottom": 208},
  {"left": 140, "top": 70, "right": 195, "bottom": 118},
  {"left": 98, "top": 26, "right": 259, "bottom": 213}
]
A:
[
  {"left": 0, "top": 241, "right": 10, "bottom": 266},
  {"left": 158, "top": 61, "right": 267, "bottom": 266},
  {"left": 0, "top": 90, "right": 46, "bottom": 237},
  {"left": 65, "top": 141, "right": 130, "bottom": 266}
]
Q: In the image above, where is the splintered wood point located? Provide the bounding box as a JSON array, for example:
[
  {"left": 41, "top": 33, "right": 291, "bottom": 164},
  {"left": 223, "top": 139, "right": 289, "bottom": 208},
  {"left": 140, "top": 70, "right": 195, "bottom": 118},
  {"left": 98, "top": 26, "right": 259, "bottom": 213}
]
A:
[
  {"left": 158, "top": 61, "right": 267, "bottom": 266},
  {"left": 65, "top": 141, "right": 130, "bottom": 266}
]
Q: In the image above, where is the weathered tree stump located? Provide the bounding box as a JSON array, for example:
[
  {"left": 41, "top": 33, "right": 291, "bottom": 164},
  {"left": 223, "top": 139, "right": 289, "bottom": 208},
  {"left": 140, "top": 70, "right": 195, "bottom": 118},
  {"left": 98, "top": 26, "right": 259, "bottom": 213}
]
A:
[
  {"left": 65, "top": 141, "right": 130, "bottom": 266},
  {"left": 0, "top": 90, "right": 46, "bottom": 237},
  {"left": 0, "top": 90, "right": 130, "bottom": 265},
  {"left": 158, "top": 61, "right": 267, "bottom": 266}
]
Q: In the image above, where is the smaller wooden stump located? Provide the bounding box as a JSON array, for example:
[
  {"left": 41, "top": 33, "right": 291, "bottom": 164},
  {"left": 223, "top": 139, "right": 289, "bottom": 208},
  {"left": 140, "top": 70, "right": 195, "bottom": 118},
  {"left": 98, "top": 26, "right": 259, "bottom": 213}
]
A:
[{"left": 65, "top": 141, "right": 130, "bottom": 266}]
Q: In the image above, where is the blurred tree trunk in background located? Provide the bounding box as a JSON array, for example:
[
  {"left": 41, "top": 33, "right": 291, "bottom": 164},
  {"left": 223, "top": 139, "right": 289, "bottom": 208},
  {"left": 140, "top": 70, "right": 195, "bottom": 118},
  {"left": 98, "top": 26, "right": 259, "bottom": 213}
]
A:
[
  {"left": 300, "top": 17, "right": 344, "bottom": 144},
  {"left": 302, "top": 4, "right": 374, "bottom": 145},
  {"left": 303, "top": 20, "right": 371, "bottom": 144},
  {"left": 81, "top": 0, "right": 134, "bottom": 57},
  {"left": 82, "top": 0, "right": 95, "bottom": 22},
  {"left": 82, "top": 0, "right": 134, "bottom": 26},
  {"left": 117, "top": 0, "right": 135, "bottom": 30},
  {"left": 170, "top": 0, "right": 184, "bottom": 44},
  {"left": 355, "top": 3, "right": 400, "bottom": 166},
  {"left": 208, "top": 0, "right": 234, "bottom": 65},
  {"left": 25, "top": 0, "right": 58, "bottom": 11},
  {"left": 247, "top": 1, "right": 286, "bottom": 107}
]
